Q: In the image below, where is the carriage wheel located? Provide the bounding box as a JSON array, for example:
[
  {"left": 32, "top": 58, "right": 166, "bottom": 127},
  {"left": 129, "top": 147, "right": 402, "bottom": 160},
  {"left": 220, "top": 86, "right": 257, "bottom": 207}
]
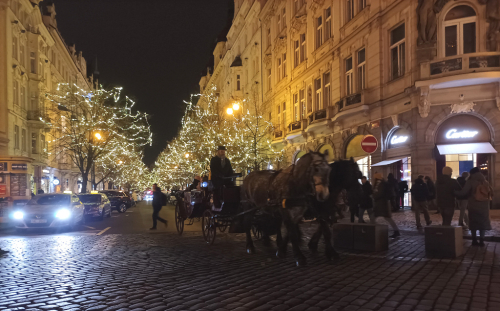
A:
[
  {"left": 202, "top": 209, "right": 216, "bottom": 245},
  {"left": 175, "top": 201, "right": 185, "bottom": 235},
  {"left": 252, "top": 225, "right": 262, "bottom": 240}
]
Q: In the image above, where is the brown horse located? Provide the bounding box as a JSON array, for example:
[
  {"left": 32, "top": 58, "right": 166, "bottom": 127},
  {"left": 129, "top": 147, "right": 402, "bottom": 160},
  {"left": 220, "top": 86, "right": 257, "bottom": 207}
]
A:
[{"left": 243, "top": 152, "right": 331, "bottom": 266}]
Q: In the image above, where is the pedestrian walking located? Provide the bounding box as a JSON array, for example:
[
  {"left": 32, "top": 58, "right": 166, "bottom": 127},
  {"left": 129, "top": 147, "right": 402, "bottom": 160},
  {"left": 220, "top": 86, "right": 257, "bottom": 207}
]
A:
[
  {"left": 410, "top": 178, "right": 432, "bottom": 229},
  {"left": 424, "top": 176, "right": 438, "bottom": 214},
  {"left": 455, "top": 167, "right": 492, "bottom": 246},
  {"left": 398, "top": 179, "right": 408, "bottom": 209},
  {"left": 457, "top": 172, "right": 470, "bottom": 230},
  {"left": 373, "top": 173, "right": 400, "bottom": 238},
  {"left": 387, "top": 173, "right": 399, "bottom": 212},
  {"left": 358, "top": 176, "right": 375, "bottom": 223},
  {"left": 150, "top": 183, "right": 168, "bottom": 230},
  {"left": 436, "top": 167, "right": 461, "bottom": 226},
  {"left": 347, "top": 182, "right": 363, "bottom": 223}
]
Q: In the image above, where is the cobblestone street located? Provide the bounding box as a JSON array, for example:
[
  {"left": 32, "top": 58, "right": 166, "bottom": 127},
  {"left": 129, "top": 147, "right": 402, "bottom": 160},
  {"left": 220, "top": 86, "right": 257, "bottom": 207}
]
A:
[{"left": 1, "top": 203, "right": 500, "bottom": 311}]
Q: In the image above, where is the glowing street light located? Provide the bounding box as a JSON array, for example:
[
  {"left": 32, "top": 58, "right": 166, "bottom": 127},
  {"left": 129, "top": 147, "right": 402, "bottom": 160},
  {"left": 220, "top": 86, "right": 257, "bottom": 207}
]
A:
[
  {"left": 185, "top": 153, "right": 190, "bottom": 158},
  {"left": 226, "top": 107, "right": 233, "bottom": 115},
  {"left": 232, "top": 103, "right": 240, "bottom": 111},
  {"left": 94, "top": 132, "right": 102, "bottom": 140}
]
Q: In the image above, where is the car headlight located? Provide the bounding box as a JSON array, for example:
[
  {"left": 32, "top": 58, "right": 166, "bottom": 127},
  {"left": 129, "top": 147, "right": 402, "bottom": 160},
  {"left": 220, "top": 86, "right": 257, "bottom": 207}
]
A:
[
  {"left": 202, "top": 182, "right": 208, "bottom": 188},
  {"left": 13, "top": 211, "right": 24, "bottom": 220},
  {"left": 55, "top": 209, "right": 71, "bottom": 220}
]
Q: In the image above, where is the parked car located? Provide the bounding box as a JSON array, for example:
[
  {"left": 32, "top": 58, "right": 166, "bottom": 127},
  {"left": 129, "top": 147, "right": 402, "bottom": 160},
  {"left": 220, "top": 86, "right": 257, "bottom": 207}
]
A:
[
  {"left": 12, "top": 193, "right": 84, "bottom": 231},
  {"left": 99, "top": 190, "right": 132, "bottom": 213},
  {"left": 78, "top": 193, "right": 112, "bottom": 220},
  {"left": 144, "top": 190, "right": 153, "bottom": 202}
]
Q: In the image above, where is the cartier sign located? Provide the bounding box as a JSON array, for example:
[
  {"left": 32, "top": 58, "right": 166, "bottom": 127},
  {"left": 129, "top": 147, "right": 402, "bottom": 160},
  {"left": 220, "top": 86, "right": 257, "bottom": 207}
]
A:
[
  {"left": 436, "top": 115, "right": 490, "bottom": 145},
  {"left": 389, "top": 128, "right": 411, "bottom": 148}
]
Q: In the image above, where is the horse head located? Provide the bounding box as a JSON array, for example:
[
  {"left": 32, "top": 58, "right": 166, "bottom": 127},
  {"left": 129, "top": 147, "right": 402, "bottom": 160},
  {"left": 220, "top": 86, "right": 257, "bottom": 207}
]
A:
[
  {"left": 329, "top": 158, "right": 362, "bottom": 191},
  {"left": 295, "top": 151, "right": 330, "bottom": 202}
]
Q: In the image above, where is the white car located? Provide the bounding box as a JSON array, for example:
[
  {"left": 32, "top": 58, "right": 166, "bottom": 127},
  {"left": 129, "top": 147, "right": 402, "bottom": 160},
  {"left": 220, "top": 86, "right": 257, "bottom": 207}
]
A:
[{"left": 12, "top": 194, "right": 85, "bottom": 231}]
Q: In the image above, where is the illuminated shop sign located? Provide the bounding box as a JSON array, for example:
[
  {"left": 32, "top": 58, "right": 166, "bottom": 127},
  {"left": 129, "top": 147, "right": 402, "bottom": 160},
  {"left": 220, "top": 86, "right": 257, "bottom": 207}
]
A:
[
  {"left": 390, "top": 135, "right": 408, "bottom": 145},
  {"left": 445, "top": 129, "right": 478, "bottom": 139},
  {"left": 52, "top": 179, "right": 60, "bottom": 185}
]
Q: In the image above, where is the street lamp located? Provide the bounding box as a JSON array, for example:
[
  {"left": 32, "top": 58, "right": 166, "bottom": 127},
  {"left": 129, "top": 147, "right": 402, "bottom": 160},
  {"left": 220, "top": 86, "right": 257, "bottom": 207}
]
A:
[
  {"left": 232, "top": 103, "right": 240, "bottom": 111},
  {"left": 226, "top": 107, "right": 233, "bottom": 115},
  {"left": 94, "top": 132, "right": 102, "bottom": 140}
]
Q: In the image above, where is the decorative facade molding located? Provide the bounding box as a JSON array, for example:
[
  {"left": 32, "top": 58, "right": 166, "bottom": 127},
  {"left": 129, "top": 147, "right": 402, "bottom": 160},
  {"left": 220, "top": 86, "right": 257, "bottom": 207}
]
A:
[
  {"left": 450, "top": 101, "right": 476, "bottom": 114},
  {"left": 273, "top": 36, "right": 287, "bottom": 53},
  {"left": 309, "top": 0, "right": 325, "bottom": 13},
  {"left": 418, "top": 86, "right": 431, "bottom": 118},
  {"left": 391, "top": 115, "right": 399, "bottom": 127},
  {"left": 290, "top": 15, "right": 307, "bottom": 38}
]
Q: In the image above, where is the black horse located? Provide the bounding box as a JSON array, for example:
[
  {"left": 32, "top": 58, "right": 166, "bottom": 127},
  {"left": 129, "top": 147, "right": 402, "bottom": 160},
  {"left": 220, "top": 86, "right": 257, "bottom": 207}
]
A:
[
  {"left": 308, "top": 158, "right": 362, "bottom": 260},
  {"left": 243, "top": 152, "right": 331, "bottom": 266}
]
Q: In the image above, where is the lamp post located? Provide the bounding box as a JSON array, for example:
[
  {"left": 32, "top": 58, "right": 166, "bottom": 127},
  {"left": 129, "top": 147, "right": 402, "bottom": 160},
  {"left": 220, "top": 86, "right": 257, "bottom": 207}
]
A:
[{"left": 91, "top": 132, "right": 102, "bottom": 191}]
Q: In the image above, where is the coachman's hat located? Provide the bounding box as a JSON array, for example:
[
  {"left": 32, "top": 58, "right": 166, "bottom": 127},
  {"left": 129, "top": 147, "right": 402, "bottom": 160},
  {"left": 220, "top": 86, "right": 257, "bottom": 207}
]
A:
[{"left": 218, "top": 146, "right": 227, "bottom": 151}]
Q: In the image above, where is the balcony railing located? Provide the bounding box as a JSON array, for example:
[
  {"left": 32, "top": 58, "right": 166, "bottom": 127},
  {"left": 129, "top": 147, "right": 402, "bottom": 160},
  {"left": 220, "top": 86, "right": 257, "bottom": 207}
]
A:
[
  {"left": 421, "top": 52, "right": 500, "bottom": 79},
  {"left": 337, "top": 93, "right": 363, "bottom": 112},
  {"left": 308, "top": 109, "right": 327, "bottom": 123},
  {"left": 287, "top": 119, "right": 308, "bottom": 133},
  {"left": 273, "top": 129, "right": 284, "bottom": 140},
  {"left": 27, "top": 110, "right": 46, "bottom": 121}
]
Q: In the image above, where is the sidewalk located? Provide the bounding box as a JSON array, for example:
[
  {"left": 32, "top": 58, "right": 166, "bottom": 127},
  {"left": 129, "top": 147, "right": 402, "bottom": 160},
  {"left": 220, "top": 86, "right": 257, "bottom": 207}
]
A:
[{"left": 356, "top": 208, "right": 500, "bottom": 238}]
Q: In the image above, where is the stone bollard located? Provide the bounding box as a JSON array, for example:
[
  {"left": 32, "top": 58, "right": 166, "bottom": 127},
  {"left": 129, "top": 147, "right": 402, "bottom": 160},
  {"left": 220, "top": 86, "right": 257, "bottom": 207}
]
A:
[
  {"left": 333, "top": 223, "right": 389, "bottom": 251},
  {"left": 425, "top": 226, "right": 464, "bottom": 258}
]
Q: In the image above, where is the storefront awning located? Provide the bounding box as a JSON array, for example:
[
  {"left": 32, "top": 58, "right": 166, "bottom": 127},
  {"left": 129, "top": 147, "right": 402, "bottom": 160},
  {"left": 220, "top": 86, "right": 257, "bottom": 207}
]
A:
[
  {"left": 371, "top": 158, "right": 404, "bottom": 167},
  {"left": 437, "top": 143, "right": 497, "bottom": 155}
]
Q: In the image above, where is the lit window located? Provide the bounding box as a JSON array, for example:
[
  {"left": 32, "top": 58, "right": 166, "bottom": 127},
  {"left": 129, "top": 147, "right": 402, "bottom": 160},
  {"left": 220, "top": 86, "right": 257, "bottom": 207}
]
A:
[
  {"left": 346, "top": 57, "right": 353, "bottom": 95},
  {"left": 293, "top": 93, "right": 299, "bottom": 121},
  {"left": 357, "top": 48, "right": 366, "bottom": 91},
  {"left": 299, "top": 89, "right": 305, "bottom": 119},
  {"left": 444, "top": 5, "right": 477, "bottom": 57},
  {"left": 390, "top": 23, "right": 405, "bottom": 80}
]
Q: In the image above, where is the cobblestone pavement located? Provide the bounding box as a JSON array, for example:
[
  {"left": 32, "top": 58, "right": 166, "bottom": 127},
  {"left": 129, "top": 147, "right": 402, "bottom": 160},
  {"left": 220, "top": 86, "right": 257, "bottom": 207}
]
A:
[{"left": 1, "top": 222, "right": 500, "bottom": 311}]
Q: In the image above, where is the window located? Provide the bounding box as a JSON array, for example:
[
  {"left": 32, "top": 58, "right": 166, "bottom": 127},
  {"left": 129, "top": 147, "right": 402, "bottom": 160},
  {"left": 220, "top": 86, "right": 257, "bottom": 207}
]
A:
[
  {"left": 13, "top": 80, "right": 19, "bottom": 106},
  {"left": 14, "top": 125, "right": 19, "bottom": 149},
  {"left": 359, "top": 0, "right": 366, "bottom": 11},
  {"left": 346, "top": 57, "right": 353, "bottom": 95},
  {"left": 236, "top": 75, "right": 241, "bottom": 91},
  {"left": 315, "top": 78, "right": 322, "bottom": 110},
  {"left": 294, "top": 40, "right": 300, "bottom": 67},
  {"left": 21, "top": 85, "right": 26, "bottom": 109},
  {"left": 31, "top": 133, "right": 37, "bottom": 154},
  {"left": 30, "top": 52, "right": 36, "bottom": 73},
  {"left": 277, "top": 105, "right": 281, "bottom": 128},
  {"left": 277, "top": 57, "right": 282, "bottom": 80},
  {"left": 325, "top": 8, "right": 332, "bottom": 40},
  {"left": 323, "top": 72, "right": 331, "bottom": 107},
  {"left": 295, "top": 0, "right": 303, "bottom": 13},
  {"left": 347, "top": 0, "right": 355, "bottom": 22},
  {"left": 267, "top": 68, "right": 271, "bottom": 91},
  {"left": 12, "top": 36, "right": 18, "bottom": 60},
  {"left": 357, "top": 48, "right": 366, "bottom": 91},
  {"left": 444, "top": 5, "right": 477, "bottom": 57},
  {"left": 20, "top": 43, "right": 24, "bottom": 67},
  {"left": 41, "top": 134, "right": 46, "bottom": 154},
  {"left": 300, "top": 33, "right": 306, "bottom": 63},
  {"left": 390, "top": 23, "right": 405, "bottom": 80},
  {"left": 282, "top": 102, "right": 286, "bottom": 128},
  {"left": 22, "top": 129, "right": 26, "bottom": 152},
  {"left": 316, "top": 16, "right": 323, "bottom": 48},
  {"left": 300, "top": 89, "right": 305, "bottom": 119},
  {"left": 267, "top": 28, "right": 271, "bottom": 48},
  {"left": 277, "top": 13, "right": 281, "bottom": 33},
  {"left": 293, "top": 93, "right": 299, "bottom": 121},
  {"left": 282, "top": 7, "right": 286, "bottom": 29},
  {"left": 282, "top": 53, "right": 287, "bottom": 78}
]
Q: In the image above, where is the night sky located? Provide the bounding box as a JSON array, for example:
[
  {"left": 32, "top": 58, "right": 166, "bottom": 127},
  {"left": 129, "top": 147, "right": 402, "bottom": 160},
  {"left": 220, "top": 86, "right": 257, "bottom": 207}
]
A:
[{"left": 53, "top": 0, "right": 231, "bottom": 166}]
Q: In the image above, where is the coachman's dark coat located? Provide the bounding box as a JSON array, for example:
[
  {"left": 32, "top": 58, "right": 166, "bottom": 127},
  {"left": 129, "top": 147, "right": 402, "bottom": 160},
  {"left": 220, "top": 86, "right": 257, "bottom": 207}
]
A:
[{"left": 210, "top": 156, "right": 234, "bottom": 188}]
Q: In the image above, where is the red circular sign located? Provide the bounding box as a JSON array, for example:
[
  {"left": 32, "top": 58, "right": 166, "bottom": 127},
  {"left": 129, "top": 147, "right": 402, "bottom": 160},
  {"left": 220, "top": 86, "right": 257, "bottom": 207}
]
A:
[{"left": 360, "top": 135, "right": 378, "bottom": 154}]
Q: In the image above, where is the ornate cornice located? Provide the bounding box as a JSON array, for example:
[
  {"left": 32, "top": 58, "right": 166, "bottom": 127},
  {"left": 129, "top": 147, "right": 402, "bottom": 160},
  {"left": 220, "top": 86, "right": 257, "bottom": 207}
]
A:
[
  {"left": 290, "top": 15, "right": 307, "bottom": 38},
  {"left": 273, "top": 36, "right": 287, "bottom": 53},
  {"left": 309, "top": 0, "right": 325, "bottom": 13}
]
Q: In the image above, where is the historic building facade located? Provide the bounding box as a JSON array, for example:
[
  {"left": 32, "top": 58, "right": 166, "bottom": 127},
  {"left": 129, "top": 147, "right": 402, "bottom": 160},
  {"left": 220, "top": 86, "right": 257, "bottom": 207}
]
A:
[
  {"left": 0, "top": 0, "right": 93, "bottom": 203},
  {"left": 201, "top": 0, "right": 500, "bottom": 207}
]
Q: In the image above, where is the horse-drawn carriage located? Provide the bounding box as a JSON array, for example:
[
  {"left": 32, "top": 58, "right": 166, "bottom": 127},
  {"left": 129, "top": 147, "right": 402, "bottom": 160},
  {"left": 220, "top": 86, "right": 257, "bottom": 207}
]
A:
[{"left": 174, "top": 174, "right": 266, "bottom": 244}]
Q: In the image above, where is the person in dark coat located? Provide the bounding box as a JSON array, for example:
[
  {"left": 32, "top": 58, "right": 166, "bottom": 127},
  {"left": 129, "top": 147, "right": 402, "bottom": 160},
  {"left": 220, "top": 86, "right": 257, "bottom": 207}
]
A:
[
  {"left": 398, "top": 179, "right": 408, "bottom": 209},
  {"left": 387, "top": 173, "right": 399, "bottom": 212},
  {"left": 455, "top": 167, "right": 492, "bottom": 246},
  {"left": 373, "top": 173, "right": 400, "bottom": 238},
  {"left": 188, "top": 176, "right": 202, "bottom": 191},
  {"left": 358, "top": 176, "right": 375, "bottom": 223},
  {"left": 456, "top": 172, "right": 470, "bottom": 229},
  {"left": 210, "top": 146, "right": 234, "bottom": 209},
  {"left": 410, "top": 178, "right": 432, "bottom": 228},
  {"left": 150, "top": 183, "right": 168, "bottom": 230},
  {"left": 435, "top": 167, "right": 461, "bottom": 226},
  {"left": 424, "top": 176, "right": 438, "bottom": 214}
]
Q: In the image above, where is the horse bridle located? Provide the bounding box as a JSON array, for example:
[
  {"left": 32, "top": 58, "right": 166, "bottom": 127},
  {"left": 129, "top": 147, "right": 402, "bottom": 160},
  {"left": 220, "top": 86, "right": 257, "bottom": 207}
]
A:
[{"left": 307, "top": 159, "right": 328, "bottom": 195}]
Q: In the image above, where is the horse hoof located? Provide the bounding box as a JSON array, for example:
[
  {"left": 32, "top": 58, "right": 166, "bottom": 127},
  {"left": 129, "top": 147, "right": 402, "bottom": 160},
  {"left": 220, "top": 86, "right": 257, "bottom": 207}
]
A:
[
  {"left": 276, "top": 249, "right": 286, "bottom": 259},
  {"left": 247, "top": 247, "right": 255, "bottom": 254},
  {"left": 295, "top": 257, "right": 307, "bottom": 267}
]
